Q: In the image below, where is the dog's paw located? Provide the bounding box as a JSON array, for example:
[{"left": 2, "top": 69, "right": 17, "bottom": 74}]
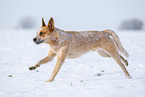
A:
[
  {"left": 126, "top": 76, "right": 132, "bottom": 79},
  {"left": 45, "top": 79, "right": 54, "bottom": 82},
  {"left": 29, "top": 66, "right": 36, "bottom": 70}
]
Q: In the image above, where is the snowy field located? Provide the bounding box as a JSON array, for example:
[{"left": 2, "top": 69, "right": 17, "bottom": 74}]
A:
[{"left": 0, "top": 29, "right": 145, "bottom": 97}]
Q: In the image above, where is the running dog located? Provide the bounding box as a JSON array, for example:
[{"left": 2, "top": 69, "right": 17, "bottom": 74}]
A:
[{"left": 29, "top": 17, "right": 131, "bottom": 82}]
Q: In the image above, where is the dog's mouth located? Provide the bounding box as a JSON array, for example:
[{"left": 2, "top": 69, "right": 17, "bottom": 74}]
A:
[
  {"left": 35, "top": 40, "right": 44, "bottom": 44},
  {"left": 33, "top": 38, "right": 44, "bottom": 45}
]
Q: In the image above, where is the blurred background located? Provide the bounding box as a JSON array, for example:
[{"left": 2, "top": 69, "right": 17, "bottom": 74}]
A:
[{"left": 0, "top": 0, "right": 145, "bottom": 31}]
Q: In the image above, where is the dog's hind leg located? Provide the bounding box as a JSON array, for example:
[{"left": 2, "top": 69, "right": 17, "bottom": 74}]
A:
[
  {"left": 96, "top": 49, "right": 111, "bottom": 57},
  {"left": 101, "top": 38, "right": 131, "bottom": 77},
  {"left": 29, "top": 49, "right": 56, "bottom": 70},
  {"left": 120, "top": 55, "right": 128, "bottom": 66}
]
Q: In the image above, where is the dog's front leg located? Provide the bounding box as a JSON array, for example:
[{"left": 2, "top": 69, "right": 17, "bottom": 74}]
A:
[
  {"left": 46, "top": 46, "right": 69, "bottom": 82},
  {"left": 29, "top": 49, "right": 56, "bottom": 70}
]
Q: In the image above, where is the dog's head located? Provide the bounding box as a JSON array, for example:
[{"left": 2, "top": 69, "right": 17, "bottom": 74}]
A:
[{"left": 33, "top": 17, "right": 54, "bottom": 44}]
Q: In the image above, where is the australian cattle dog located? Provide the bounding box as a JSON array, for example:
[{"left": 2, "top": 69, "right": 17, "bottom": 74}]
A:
[{"left": 29, "top": 17, "right": 131, "bottom": 82}]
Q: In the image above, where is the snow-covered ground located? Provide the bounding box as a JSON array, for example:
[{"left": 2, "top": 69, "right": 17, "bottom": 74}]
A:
[{"left": 0, "top": 29, "right": 145, "bottom": 97}]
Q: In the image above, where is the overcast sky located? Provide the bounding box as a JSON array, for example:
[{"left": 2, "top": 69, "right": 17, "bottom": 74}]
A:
[{"left": 0, "top": 0, "right": 145, "bottom": 30}]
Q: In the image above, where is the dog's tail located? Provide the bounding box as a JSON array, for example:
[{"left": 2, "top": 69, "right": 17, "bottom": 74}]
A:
[{"left": 104, "top": 29, "right": 129, "bottom": 59}]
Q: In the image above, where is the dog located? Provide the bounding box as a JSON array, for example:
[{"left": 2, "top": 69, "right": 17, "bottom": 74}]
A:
[{"left": 29, "top": 17, "right": 131, "bottom": 82}]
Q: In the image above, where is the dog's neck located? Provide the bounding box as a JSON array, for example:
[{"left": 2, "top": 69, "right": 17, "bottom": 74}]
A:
[{"left": 47, "top": 27, "right": 72, "bottom": 53}]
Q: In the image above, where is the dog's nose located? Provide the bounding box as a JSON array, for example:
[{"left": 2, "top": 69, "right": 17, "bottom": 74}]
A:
[{"left": 33, "top": 38, "right": 37, "bottom": 42}]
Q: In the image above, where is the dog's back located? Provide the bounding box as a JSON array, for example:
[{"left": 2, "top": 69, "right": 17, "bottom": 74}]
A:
[{"left": 61, "top": 30, "right": 109, "bottom": 59}]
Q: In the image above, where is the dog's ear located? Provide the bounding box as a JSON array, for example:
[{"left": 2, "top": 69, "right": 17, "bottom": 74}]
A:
[
  {"left": 42, "top": 17, "right": 46, "bottom": 27},
  {"left": 48, "top": 17, "right": 54, "bottom": 32}
]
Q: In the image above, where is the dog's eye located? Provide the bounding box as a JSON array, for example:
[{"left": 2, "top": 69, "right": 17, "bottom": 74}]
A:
[{"left": 39, "top": 32, "right": 45, "bottom": 36}]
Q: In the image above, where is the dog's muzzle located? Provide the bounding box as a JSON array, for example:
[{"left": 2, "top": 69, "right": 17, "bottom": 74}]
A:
[{"left": 33, "top": 38, "right": 44, "bottom": 44}]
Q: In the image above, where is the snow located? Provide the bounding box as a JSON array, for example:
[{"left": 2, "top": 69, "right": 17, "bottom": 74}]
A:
[{"left": 0, "top": 29, "right": 145, "bottom": 97}]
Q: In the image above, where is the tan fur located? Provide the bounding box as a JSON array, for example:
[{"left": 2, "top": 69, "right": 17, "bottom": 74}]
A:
[{"left": 29, "top": 17, "right": 131, "bottom": 82}]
